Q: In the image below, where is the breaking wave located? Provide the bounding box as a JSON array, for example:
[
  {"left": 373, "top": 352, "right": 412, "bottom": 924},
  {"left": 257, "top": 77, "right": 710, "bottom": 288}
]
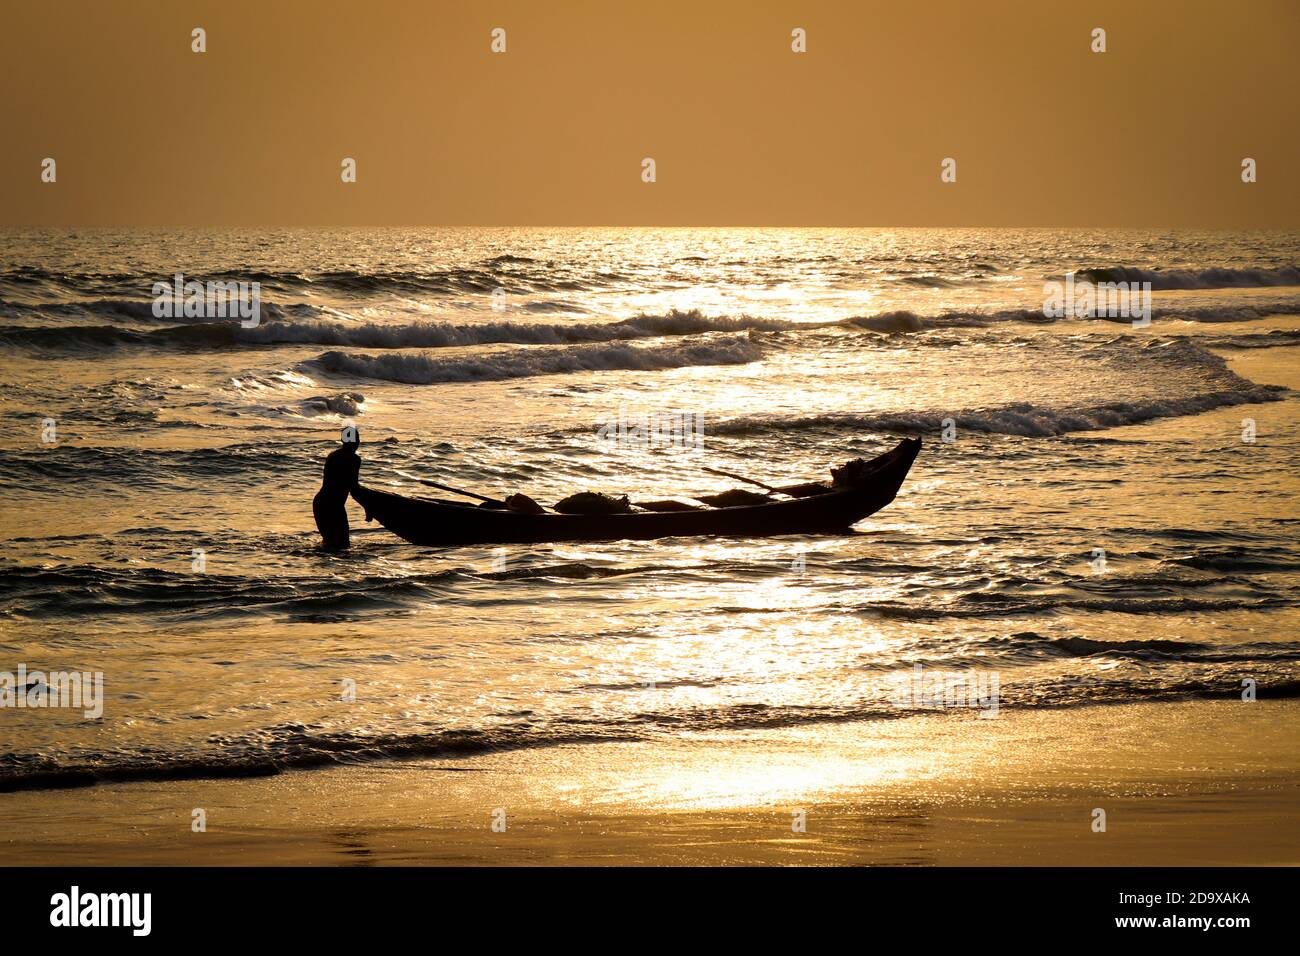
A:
[
  {"left": 0, "top": 265, "right": 589, "bottom": 299},
  {"left": 307, "top": 336, "right": 768, "bottom": 384},
  {"left": 711, "top": 387, "right": 1284, "bottom": 439},
  {"left": 706, "top": 338, "right": 1286, "bottom": 437},
  {"left": 1072, "top": 265, "right": 1300, "bottom": 290},
  {"left": 5, "top": 671, "right": 1297, "bottom": 792},
  {"left": 4, "top": 299, "right": 1298, "bottom": 357},
  {"left": 0, "top": 310, "right": 809, "bottom": 352},
  {"left": 244, "top": 310, "right": 802, "bottom": 348},
  {"left": 1195, "top": 329, "right": 1300, "bottom": 349}
]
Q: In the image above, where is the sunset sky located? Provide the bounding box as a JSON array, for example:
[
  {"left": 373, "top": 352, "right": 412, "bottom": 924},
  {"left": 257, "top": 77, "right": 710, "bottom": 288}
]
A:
[{"left": 2, "top": 0, "right": 1297, "bottom": 226}]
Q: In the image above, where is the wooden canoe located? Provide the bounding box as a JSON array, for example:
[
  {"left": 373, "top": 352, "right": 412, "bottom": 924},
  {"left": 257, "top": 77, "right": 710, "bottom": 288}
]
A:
[{"left": 351, "top": 437, "right": 921, "bottom": 547}]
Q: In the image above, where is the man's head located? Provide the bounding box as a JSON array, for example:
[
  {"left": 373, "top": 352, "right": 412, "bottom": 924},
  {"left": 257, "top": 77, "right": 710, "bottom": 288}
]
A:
[{"left": 341, "top": 425, "right": 361, "bottom": 449}]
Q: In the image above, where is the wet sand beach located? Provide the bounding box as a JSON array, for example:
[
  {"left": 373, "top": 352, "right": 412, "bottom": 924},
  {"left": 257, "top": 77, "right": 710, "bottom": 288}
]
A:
[{"left": 3, "top": 700, "right": 1295, "bottom": 866}]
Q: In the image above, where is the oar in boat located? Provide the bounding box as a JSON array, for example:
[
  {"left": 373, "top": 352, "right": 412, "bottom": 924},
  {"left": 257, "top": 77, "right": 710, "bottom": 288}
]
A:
[
  {"left": 394, "top": 471, "right": 505, "bottom": 508},
  {"left": 700, "top": 466, "right": 783, "bottom": 494},
  {"left": 698, "top": 466, "right": 832, "bottom": 501}
]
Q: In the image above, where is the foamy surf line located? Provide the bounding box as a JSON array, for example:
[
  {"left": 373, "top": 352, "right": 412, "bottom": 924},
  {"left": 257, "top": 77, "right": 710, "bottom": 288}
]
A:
[
  {"left": 530, "top": 338, "right": 1289, "bottom": 438},
  {"left": 846, "top": 300, "right": 1300, "bottom": 332},
  {"left": 5, "top": 677, "right": 1298, "bottom": 793},
  {"left": 0, "top": 308, "right": 812, "bottom": 349},
  {"left": 4, "top": 301, "right": 1299, "bottom": 354},
  {"left": 707, "top": 387, "right": 1285, "bottom": 439},
  {"left": 243, "top": 309, "right": 805, "bottom": 346},
  {"left": 709, "top": 337, "right": 1286, "bottom": 438},
  {"left": 0, "top": 298, "right": 299, "bottom": 324},
  {"left": 0, "top": 265, "right": 596, "bottom": 298},
  {"left": 305, "top": 335, "right": 767, "bottom": 384},
  {"left": 1196, "top": 329, "right": 1300, "bottom": 349},
  {"left": 1070, "top": 264, "right": 1300, "bottom": 290}
]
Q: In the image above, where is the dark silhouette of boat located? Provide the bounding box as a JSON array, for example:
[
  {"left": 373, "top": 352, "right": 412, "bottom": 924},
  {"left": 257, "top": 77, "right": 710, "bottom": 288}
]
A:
[{"left": 352, "top": 437, "right": 921, "bottom": 547}]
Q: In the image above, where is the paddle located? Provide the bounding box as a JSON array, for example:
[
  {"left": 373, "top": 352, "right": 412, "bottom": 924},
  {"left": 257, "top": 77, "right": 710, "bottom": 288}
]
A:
[
  {"left": 699, "top": 466, "right": 789, "bottom": 498},
  {"left": 394, "top": 470, "right": 505, "bottom": 507}
]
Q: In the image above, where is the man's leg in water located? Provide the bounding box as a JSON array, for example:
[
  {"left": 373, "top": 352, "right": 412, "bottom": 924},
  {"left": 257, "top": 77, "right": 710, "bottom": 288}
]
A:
[{"left": 313, "top": 490, "right": 350, "bottom": 549}]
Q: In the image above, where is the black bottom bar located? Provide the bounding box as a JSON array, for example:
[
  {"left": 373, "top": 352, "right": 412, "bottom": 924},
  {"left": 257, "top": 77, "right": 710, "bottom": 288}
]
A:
[{"left": 0, "top": 866, "right": 1285, "bottom": 941}]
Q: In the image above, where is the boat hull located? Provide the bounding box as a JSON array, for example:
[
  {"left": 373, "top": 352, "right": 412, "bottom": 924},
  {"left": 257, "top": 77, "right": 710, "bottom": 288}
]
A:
[{"left": 352, "top": 438, "right": 921, "bottom": 547}]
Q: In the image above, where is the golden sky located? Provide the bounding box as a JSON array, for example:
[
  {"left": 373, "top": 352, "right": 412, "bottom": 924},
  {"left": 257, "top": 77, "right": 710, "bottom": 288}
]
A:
[{"left": 2, "top": 0, "right": 1297, "bottom": 226}]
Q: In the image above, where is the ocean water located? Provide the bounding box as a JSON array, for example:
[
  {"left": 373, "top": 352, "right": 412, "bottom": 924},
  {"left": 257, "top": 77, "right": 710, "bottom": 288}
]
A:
[{"left": 1, "top": 227, "right": 1298, "bottom": 791}]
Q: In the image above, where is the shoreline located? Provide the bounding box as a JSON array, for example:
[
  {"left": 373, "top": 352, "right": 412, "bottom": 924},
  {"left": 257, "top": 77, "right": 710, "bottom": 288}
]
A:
[{"left": 2, "top": 698, "right": 1295, "bottom": 866}]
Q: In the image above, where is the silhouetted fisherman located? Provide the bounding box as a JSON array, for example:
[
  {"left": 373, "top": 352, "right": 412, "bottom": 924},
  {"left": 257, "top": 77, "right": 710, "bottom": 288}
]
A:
[{"left": 314, "top": 427, "right": 361, "bottom": 549}]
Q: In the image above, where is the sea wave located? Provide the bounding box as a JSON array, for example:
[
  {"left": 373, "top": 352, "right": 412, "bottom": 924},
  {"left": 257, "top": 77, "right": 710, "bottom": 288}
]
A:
[
  {"left": 1195, "top": 329, "right": 1300, "bottom": 349},
  {"left": 0, "top": 265, "right": 588, "bottom": 299},
  {"left": 0, "top": 560, "right": 676, "bottom": 620},
  {"left": 242, "top": 309, "right": 803, "bottom": 347},
  {"left": 0, "top": 442, "right": 320, "bottom": 489},
  {"left": 0, "top": 310, "right": 808, "bottom": 352},
  {"left": 0, "top": 297, "right": 294, "bottom": 324},
  {"left": 906, "top": 630, "right": 1300, "bottom": 665},
  {"left": 5, "top": 672, "right": 1297, "bottom": 792},
  {"left": 0, "top": 563, "right": 454, "bottom": 619},
  {"left": 847, "top": 301, "right": 1300, "bottom": 331},
  {"left": 1071, "top": 265, "right": 1300, "bottom": 290},
  {"left": 709, "top": 386, "right": 1284, "bottom": 439},
  {"left": 5, "top": 298, "right": 1298, "bottom": 356},
  {"left": 704, "top": 338, "right": 1285, "bottom": 437},
  {"left": 307, "top": 336, "right": 768, "bottom": 384},
  {"left": 851, "top": 595, "right": 1293, "bottom": 620},
  {"left": 0, "top": 322, "right": 237, "bottom": 350}
]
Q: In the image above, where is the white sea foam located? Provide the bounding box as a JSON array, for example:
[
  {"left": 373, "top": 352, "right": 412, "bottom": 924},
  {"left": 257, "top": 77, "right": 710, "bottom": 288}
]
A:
[
  {"left": 709, "top": 387, "right": 1283, "bottom": 438},
  {"left": 1072, "top": 265, "right": 1300, "bottom": 290},
  {"left": 709, "top": 339, "right": 1284, "bottom": 438},
  {"left": 237, "top": 309, "right": 805, "bottom": 349},
  {"left": 308, "top": 335, "right": 768, "bottom": 384}
]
